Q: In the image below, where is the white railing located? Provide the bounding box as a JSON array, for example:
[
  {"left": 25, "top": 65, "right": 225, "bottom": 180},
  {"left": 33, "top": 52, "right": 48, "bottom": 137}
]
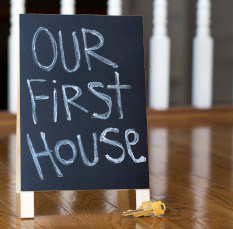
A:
[
  {"left": 107, "top": 0, "right": 122, "bottom": 15},
  {"left": 8, "top": 0, "right": 214, "bottom": 113},
  {"left": 8, "top": 0, "right": 25, "bottom": 113},
  {"left": 60, "top": 0, "right": 76, "bottom": 15},
  {"left": 192, "top": 0, "right": 213, "bottom": 109},
  {"left": 149, "top": 0, "right": 170, "bottom": 110}
]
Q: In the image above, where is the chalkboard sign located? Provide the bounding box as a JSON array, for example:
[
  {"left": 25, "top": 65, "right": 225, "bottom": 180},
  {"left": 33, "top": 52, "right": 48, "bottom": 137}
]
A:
[{"left": 20, "top": 14, "right": 149, "bottom": 191}]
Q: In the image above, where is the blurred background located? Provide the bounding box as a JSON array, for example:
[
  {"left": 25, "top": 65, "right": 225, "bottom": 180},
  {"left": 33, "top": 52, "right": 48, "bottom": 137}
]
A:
[{"left": 1, "top": 0, "right": 232, "bottom": 110}]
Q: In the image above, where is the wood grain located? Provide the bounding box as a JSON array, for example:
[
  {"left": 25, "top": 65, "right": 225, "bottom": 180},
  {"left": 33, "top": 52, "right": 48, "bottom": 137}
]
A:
[{"left": 1, "top": 108, "right": 233, "bottom": 228}]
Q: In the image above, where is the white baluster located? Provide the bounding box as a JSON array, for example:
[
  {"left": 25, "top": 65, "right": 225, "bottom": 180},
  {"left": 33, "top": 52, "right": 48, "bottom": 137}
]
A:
[
  {"left": 60, "top": 0, "right": 75, "bottom": 14},
  {"left": 149, "top": 0, "right": 170, "bottom": 110},
  {"left": 107, "top": 0, "right": 122, "bottom": 15},
  {"left": 8, "top": 0, "right": 25, "bottom": 113},
  {"left": 192, "top": 0, "right": 213, "bottom": 108}
]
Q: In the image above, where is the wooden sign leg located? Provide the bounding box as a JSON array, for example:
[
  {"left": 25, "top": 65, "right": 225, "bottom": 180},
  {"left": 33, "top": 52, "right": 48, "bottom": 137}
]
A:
[
  {"left": 20, "top": 191, "right": 34, "bottom": 218},
  {"left": 17, "top": 76, "right": 35, "bottom": 218},
  {"left": 136, "top": 189, "right": 150, "bottom": 209},
  {"left": 16, "top": 76, "right": 21, "bottom": 194}
]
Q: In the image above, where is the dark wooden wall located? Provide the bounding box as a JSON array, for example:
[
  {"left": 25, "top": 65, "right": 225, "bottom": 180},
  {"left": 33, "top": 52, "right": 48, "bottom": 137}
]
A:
[
  {"left": 212, "top": 0, "right": 233, "bottom": 105},
  {"left": 0, "top": 0, "right": 232, "bottom": 109}
]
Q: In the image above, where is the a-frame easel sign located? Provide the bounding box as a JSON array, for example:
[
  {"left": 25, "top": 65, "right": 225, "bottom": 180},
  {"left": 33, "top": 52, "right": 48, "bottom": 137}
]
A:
[{"left": 17, "top": 14, "right": 150, "bottom": 218}]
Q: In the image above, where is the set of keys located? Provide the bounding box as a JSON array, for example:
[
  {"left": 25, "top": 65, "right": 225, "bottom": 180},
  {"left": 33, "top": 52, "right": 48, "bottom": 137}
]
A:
[{"left": 122, "top": 201, "right": 166, "bottom": 218}]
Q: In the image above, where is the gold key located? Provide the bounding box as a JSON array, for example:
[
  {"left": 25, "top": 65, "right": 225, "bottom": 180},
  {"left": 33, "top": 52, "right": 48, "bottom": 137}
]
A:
[
  {"left": 122, "top": 209, "right": 144, "bottom": 216},
  {"left": 123, "top": 201, "right": 166, "bottom": 217}
]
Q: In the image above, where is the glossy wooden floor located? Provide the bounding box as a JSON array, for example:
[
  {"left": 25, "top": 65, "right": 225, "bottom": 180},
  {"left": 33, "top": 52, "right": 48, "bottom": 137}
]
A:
[{"left": 1, "top": 107, "right": 233, "bottom": 228}]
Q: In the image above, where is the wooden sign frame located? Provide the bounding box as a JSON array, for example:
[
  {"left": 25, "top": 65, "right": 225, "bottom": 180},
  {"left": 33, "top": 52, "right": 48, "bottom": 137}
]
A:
[
  {"left": 17, "top": 14, "right": 150, "bottom": 218},
  {"left": 17, "top": 79, "right": 34, "bottom": 218},
  {"left": 16, "top": 87, "right": 150, "bottom": 218}
]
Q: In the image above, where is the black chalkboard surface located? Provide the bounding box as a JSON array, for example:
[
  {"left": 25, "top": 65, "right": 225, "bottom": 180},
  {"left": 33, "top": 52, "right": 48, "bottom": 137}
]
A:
[{"left": 20, "top": 14, "right": 149, "bottom": 191}]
